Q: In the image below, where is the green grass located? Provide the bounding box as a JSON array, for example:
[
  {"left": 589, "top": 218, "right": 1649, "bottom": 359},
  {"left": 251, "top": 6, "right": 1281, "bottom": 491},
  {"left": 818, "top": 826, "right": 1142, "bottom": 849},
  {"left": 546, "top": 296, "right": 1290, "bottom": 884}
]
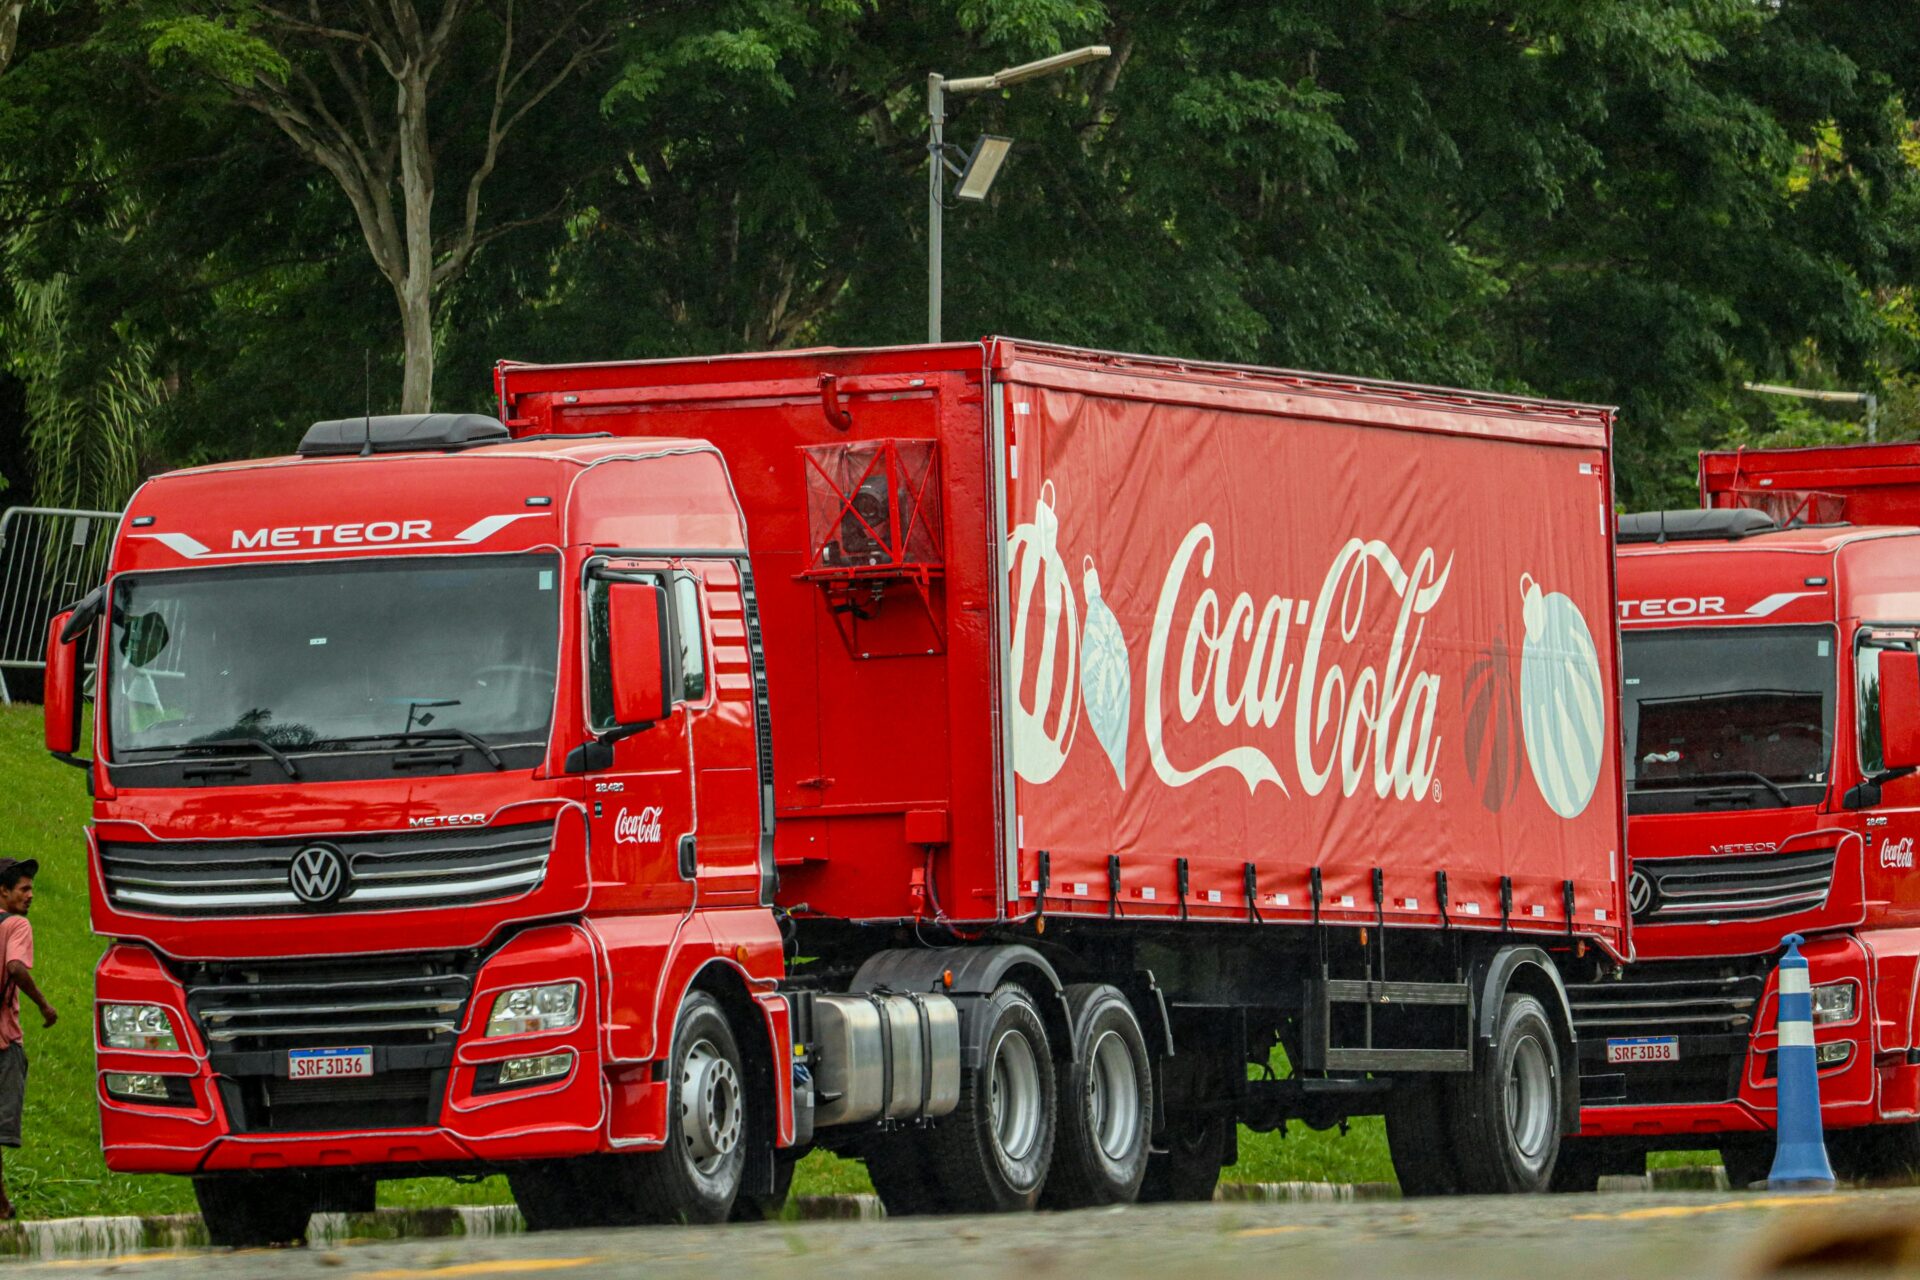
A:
[{"left": 0, "top": 704, "right": 1716, "bottom": 1217}]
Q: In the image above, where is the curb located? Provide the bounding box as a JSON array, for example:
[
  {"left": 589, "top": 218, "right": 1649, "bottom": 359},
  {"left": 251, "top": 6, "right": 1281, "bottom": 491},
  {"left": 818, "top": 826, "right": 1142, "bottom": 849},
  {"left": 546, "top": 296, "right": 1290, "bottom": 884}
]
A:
[{"left": 0, "top": 1168, "right": 1734, "bottom": 1260}]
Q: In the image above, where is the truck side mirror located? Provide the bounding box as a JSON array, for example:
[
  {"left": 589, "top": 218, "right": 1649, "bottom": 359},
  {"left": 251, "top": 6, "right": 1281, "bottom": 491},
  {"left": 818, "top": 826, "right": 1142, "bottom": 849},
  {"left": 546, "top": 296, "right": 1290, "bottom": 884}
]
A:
[
  {"left": 608, "top": 581, "right": 672, "bottom": 729},
  {"left": 43, "top": 610, "right": 85, "bottom": 762},
  {"left": 1878, "top": 650, "right": 1920, "bottom": 772}
]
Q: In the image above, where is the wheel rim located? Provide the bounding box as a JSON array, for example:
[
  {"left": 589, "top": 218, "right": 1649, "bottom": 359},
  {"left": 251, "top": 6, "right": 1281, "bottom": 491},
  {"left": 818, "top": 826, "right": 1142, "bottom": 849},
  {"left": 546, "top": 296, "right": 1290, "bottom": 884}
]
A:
[
  {"left": 988, "top": 1027, "right": 1043, "bottom": 1163},
  {"left": 680, "top": 1037, "right": 743, "bottom": 1175},
  {"left": 1505, "top": 1031, "right": 1554, "bottom": 1166},
  {"left": 1087, "top": 1029, "right": 1141, "bottom": 1162}
]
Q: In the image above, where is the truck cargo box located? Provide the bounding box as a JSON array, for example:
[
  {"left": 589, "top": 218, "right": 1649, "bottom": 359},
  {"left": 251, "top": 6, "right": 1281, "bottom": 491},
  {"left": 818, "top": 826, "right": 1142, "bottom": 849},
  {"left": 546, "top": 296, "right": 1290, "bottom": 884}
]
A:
[
  {"left": 499, "top": 339, "right": 1627, "bottom": 955},
  {"left": 1701, "top": 441, "right": 1920, "bottom": 527}
]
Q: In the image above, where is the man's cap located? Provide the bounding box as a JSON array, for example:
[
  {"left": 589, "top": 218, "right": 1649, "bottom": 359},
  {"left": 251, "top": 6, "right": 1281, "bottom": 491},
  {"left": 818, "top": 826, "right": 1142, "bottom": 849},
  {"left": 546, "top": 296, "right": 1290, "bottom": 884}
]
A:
[{"left": 0, "top": 859, "right": 39, "bottom": 883}]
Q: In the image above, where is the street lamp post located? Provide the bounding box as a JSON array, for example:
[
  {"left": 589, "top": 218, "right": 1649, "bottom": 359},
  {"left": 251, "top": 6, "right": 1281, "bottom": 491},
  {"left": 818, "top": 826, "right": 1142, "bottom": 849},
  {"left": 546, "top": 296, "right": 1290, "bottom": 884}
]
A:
[
  {"left": 1742, "top": 381, "right": 1881, "bottom": 443},
  {"left": 927, "top": 45, "right": 1111, "bottom": 343}
]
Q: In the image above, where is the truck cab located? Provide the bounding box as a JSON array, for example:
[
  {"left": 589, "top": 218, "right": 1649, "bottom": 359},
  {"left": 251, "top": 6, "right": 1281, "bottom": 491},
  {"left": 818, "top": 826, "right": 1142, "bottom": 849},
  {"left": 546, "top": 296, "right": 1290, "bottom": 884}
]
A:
[
  {"left": 1566, "top": 490, "right": 1920, "bottom": 1186},
  {"left": 45, "top": 416, "right": 792, "bottom": 1235}
]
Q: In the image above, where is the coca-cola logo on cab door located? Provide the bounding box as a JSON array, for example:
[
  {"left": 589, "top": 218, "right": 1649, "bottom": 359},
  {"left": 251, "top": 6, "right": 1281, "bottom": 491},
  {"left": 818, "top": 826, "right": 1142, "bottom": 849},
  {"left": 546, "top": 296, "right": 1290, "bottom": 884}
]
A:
[{"left": 614, "top": 805, "right": 664, "bottom": 844}]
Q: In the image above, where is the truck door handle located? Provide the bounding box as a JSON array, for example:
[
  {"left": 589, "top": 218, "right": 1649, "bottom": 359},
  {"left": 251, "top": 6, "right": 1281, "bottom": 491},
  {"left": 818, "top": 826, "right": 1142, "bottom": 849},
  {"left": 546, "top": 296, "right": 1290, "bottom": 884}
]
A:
[{"left": 679, "top": 834, "right": 697, "bottom": 879}]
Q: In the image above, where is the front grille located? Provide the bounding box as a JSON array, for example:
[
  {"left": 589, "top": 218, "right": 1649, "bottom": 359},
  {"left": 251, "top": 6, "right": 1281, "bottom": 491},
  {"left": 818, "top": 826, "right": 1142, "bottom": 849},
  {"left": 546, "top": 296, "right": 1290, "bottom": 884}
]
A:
[
  {"left": 183, "top": 952, "right": 476, "bottom": 1053},
  {"left": 1634, "top": 847, "right": 1836, "bottom": 923},
  {"left": 1570, "top": 959, "right": 1766, "bottom": 1106},
  {"left": 182, "top": 952, "right": 477, "bottom": 1134},
  {"left": 99, "top": 821, "right": 554, "bottom": 917}
]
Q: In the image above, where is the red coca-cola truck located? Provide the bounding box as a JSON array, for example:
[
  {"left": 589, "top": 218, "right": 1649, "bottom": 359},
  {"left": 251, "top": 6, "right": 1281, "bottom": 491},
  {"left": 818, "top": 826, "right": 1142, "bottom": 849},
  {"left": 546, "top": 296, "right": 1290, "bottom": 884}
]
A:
[
  {"left": 45, "top": 340, "right": 1626, "bottom": 1243},
  {"left": 1561, "top": 441, "right": 1920, "bottom": 1187}
]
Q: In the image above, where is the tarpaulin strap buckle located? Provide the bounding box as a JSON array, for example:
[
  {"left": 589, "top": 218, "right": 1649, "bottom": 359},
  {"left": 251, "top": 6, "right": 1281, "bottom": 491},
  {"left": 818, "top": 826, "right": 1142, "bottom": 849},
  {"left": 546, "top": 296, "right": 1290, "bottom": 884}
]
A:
[
  {"left": 1107, "top": 854, "right": 1122, "bottom": 919},
  {"left": 1436, "top": 871, "right": 1450, "bottom": 930},
  {"left": 1310, "top": 866, "right": 1326, "bottom": 971},
  {"left": 1035, "top": 850, "right": 1050, "bottom": 924},
  {"left": 1563, "top": 879, "right": 1577, "bottom": 936},
  {"left": 1245, "top": 862, "right": 1263, "bottom": 925},
  {"left": 1500, "top": 876, "right": 1514, "bottom": 934}
]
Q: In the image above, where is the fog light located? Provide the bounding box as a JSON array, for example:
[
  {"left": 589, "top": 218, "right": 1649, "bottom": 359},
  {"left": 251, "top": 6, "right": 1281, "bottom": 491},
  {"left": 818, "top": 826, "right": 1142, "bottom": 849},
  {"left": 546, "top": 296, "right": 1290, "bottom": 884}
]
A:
[
  {"left": 99, "top": 1003, "right": 180, "bottom": 1051},
  {"left": 486, "top": 983, "right": 581, "bottom": 1037},
  {"left": 1816, "top": 1042, "right": 1852, "bottom": 1068},
  {"left": 1811, "top": 981, "right": 1857, "bottom": 1025},
  {"left": 104, "top": 1072, "right": 171, "bottom": 1100},
  {"left": 498, "top": 1052, "right": 573, "bottom": 1086}
]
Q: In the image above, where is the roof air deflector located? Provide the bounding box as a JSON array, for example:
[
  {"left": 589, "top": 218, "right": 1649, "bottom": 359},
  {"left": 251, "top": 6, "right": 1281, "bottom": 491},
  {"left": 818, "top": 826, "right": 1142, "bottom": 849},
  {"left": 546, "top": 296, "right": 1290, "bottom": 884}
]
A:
[
  {"left": 299, "top": 413, "right": 511, "bottom": 457},
  {"left": 1617, "top": 508, "right": 1778, "bottom": 544}
]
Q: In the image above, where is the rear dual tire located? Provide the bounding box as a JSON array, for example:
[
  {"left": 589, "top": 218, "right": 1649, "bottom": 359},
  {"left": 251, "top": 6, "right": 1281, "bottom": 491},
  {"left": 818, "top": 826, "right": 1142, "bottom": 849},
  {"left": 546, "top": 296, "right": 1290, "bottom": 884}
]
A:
[
  {"left": 1044, "top": 984, "right": 1153, "bottom": 1208},
  {"left": 866, "top": 982, "right": 1058, "bottom": 1215}
]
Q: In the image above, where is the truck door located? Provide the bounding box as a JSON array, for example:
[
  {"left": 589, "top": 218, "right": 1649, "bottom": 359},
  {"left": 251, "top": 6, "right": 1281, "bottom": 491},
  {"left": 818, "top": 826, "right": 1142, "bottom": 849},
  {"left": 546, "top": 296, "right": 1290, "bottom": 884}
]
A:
[
  {"left": 1855, "top": 627, "right": 1920, "bottom": 919},
  {"left": 580, "top": 558, "right": 698, "bottom": 911},
  {"left": 679, "top": 559, "right": 768, "bottom": 904}
]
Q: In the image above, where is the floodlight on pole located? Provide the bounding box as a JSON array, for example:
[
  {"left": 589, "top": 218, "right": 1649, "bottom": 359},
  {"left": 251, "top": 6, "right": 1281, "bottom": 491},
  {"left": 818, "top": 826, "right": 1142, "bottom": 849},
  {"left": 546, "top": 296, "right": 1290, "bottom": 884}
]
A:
[
  {"left": 927, "top": 45, "right": 1113, "bottom": 342},
  {"left": 953, "top": 135, "right": 1014, "bottom": 202},
  {"left": 1742, "top": 381, "right": 1880, "bottom": 443}
]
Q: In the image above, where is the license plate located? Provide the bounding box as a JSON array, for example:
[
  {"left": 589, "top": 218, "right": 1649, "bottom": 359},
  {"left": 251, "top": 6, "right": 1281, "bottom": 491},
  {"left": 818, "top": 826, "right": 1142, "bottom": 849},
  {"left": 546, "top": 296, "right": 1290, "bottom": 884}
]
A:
[
  {"left": 287, "top": 1047, "right": 374, "bottom": 1081},
  {"left": 1607, "top": 1036, "right": 1679, "bottom": 1065}
]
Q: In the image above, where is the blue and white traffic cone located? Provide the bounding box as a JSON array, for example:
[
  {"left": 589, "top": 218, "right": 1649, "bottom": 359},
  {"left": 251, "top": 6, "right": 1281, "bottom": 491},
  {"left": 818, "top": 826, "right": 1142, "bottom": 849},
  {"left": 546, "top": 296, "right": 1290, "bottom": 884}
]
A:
[{"left": 1767, "top": 933, "right": 1837, "bottom": 1190}]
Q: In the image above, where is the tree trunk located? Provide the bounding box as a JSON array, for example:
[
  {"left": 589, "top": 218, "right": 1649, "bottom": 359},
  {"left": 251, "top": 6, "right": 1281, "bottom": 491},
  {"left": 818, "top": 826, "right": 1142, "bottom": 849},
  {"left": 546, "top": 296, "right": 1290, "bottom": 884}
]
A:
[
  {"left": 0, "top": 1, "right": 25, "bottom": 78},
  {"left": 397, "top": 277, "right": 434, "bottom": 414},
  {"left": 396, "top": 68, "right": 436, "bottom": 412}
]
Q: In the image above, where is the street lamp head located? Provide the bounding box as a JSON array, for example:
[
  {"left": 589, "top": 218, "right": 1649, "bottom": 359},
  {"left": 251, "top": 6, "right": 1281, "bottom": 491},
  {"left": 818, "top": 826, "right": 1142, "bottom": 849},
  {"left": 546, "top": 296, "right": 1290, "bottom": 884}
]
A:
[
  {"left": 991, "top": 44, "right": 1112, "bottom": 88},
  {"left": 953, "top": 135, "right": 1014, "bottom": 201}
]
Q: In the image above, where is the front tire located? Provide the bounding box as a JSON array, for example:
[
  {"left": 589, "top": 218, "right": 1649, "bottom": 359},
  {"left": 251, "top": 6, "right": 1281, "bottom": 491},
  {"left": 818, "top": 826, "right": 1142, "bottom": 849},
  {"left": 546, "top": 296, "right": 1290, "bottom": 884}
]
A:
[
  {"left": 194, "top": 1172, "right": 353, "bottom": 1247},
  {"left": 1043, "top": 984, "right": 1153, "bottom": 1208},
  {"left": 1445, "top": 993, "right": 1565, "bottom": 1194},
  {"left": 920, "top": 981, "right": 1057, "bottom": 1212},
  {"left": 619, "top": 990, "right": 750, "bottom": 1223}
]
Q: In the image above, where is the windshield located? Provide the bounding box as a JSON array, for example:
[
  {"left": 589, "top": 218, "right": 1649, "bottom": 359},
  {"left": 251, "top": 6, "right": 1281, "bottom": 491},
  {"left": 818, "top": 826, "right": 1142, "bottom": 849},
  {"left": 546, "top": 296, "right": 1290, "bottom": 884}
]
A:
[
  {"left": 1622, "top": 625, "right": 1835, "bottom": 814},
  {"left": 108, "top": 554, "right": 560, "bottom": 760}
]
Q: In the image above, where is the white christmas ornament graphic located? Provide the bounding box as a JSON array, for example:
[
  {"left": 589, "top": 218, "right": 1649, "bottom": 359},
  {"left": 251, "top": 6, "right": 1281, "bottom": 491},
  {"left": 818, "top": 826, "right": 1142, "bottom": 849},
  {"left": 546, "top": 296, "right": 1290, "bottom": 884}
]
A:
[
  {"left": 1079, "top": 558, "right": 1131, "bottom": 787},
  {"left": 1008, "top": 482, "right": 1080, "bottom": 783},
  {"left": 1517, "top": 572, "right": 1606, "bottom": 819}
]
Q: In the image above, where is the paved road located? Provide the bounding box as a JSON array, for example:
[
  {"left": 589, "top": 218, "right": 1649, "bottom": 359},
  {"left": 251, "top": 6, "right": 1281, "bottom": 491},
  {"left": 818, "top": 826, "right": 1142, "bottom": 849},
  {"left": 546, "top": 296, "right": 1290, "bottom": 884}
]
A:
[{"left": 16, "top": 1187, "right": 1920, "bottom": 1278}]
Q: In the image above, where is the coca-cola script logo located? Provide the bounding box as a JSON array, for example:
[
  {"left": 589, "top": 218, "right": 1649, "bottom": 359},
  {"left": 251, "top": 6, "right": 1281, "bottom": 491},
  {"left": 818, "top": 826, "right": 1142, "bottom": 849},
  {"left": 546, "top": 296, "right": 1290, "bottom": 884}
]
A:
[
  {"left": 1143, "top": 525, "right": 1450, "bottom": 799},
  {"left": 614, "top": 806, "right": 664, "bottom": 845},
  {"left": 1880, "top": 836, "right": 1916, "bottom": 871},
  {"left": 1009, "top": 488, "right": 1452, "bottom": 803}
]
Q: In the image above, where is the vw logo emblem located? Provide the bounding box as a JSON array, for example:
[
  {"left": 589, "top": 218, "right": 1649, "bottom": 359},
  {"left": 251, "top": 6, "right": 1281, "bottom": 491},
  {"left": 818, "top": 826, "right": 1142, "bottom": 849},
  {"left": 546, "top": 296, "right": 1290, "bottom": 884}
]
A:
[
  {"left": 1627, "top": 869, "right": 1657, "bottom": 919},
  {"left": 289, "top": 844, "right": 348, "bottom": 906}
]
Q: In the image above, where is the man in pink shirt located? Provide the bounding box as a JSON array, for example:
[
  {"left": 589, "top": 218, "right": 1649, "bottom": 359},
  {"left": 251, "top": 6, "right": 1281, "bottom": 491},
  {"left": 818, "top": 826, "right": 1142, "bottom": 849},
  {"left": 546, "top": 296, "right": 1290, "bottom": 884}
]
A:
[{"left": 0, "top": 858, "right": 57, "bottom": 1220}]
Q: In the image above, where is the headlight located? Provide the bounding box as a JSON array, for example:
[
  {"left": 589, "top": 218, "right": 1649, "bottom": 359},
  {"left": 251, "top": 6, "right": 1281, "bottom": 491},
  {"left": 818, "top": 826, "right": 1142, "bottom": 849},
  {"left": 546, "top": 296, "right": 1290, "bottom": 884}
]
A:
[
  {"left": 486, "top": 983, "right": 581, "bottom": 1038},
  {"left": 100, "top": 1003, "right": 180, "bottom": 1051},
  {"left": 104, "top": 1072, "right": 171, "bottom": 1100},
  {"left": 1811, "top": 981, "right": 1857, "bottom": 1025}
]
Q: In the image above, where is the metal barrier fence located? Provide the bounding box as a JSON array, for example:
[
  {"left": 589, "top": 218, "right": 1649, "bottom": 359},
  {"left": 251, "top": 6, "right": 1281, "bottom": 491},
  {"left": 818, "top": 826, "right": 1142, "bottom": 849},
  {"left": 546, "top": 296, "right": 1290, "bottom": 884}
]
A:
[{"left": 0, "top": 506, "right": 121, "bottom": 704}]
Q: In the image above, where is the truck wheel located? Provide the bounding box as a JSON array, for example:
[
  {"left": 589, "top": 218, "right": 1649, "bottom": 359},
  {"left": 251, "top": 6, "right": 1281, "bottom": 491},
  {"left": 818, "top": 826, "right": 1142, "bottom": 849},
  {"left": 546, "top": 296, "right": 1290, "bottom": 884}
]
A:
[
  {"left": 1138, "top": 1112, "right": 1229, "bottom": 1202},
  {"left": 921, "top": 981, "right": 1057, "bottom": 1212},
  {"left": 1445, "top": 993, "right": 1564, "bottom": 1194},
  {"left": 1720, "top": 1135, "right": 1773, "bottom": 1189},
  {"left": 193, "top": 1172, "right": 321, "bottom": 1246},
  {"left": 620, "top": 990, "right": 749, "bottom": 1223},
  {"left": 509, "top": 1159, "right": 618, "bottom": 1231},
  {"left": 1043, "top": 984, "right": 1153, "bottom": 1208},
  {"left": 865, "top": 1132, "right": 943, "bottom": 1216},
  {"left": 1384, "top": 1079, "right": 1462, "bottom": 1196}
]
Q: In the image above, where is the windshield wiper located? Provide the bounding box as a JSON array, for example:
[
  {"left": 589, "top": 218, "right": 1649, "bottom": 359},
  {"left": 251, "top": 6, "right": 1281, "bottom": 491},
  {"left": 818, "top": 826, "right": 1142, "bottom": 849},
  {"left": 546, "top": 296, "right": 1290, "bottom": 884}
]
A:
[
  {"left": 1631, "top": 770, "right": 1794, "bottom": 806},
  {"left": 320, "top": 730, "right": 505, "bottom": 770},
  {"left": 171, "top": 737, "right": 300, "bottom": 779},
  {"left": 396, "top": 728, "right": 505, "bottom": 770}
]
